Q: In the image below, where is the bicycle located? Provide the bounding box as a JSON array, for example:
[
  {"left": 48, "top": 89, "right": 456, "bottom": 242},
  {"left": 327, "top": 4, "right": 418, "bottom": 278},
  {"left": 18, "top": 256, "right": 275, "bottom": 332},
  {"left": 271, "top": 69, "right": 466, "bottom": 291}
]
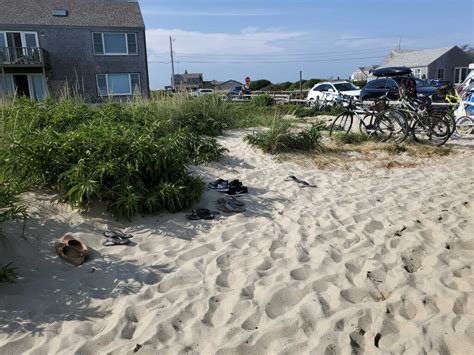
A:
[
  {"left": 390, "top": 95, "right": 452, "bottom": 146},
  {"left": 329, "top": 93, "right": 409, "bottom": 143}
]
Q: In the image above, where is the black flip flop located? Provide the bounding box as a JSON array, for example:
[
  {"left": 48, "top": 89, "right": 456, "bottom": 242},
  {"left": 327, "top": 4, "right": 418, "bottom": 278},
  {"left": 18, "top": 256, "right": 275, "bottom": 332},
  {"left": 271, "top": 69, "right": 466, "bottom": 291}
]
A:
[
  {"left": 103, "top": 236, "right": 131, "bottom": 246},
  {"left": 186, "top": 209, "right": 220, "bottom": 221},
  {"left": 104, "top": 229, "right": 134, "bottom": 239}
]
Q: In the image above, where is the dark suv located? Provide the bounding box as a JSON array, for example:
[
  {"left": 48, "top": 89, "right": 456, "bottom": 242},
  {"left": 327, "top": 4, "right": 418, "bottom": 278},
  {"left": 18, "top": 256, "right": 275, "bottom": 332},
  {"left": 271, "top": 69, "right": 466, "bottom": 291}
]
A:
[{"left": 360, "top": 77, "right": 438, "bottom": 101}]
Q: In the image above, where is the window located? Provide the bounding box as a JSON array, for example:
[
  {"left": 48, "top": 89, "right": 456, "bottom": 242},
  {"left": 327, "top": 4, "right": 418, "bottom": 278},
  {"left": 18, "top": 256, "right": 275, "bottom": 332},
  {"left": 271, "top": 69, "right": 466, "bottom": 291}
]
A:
[
  {"left": 366, "top": 79, "right": 386, "bottom": 89},
  {"left": 384, "top": 79, "right": 398, "bottom": 89},
  {"left": 92, "top": 33, "right": 138, "bottom": 55},
  {"left": 334, "top": 82, "right": 359, "bottom": 91},
  {"left": 437, "top": 68, "right": 445, "bottom": 80},
  {"left": 454, "top": 67, "right": 469, "bottom": 84},
  {"left": 413, "top": 68, "right": 422, "bottom": 79},
  {"left": 96, "top": 74, "right": 141, "bottom": 96},
  {"left": 52, "top": 9, "right": 68, "bottom": 17}
]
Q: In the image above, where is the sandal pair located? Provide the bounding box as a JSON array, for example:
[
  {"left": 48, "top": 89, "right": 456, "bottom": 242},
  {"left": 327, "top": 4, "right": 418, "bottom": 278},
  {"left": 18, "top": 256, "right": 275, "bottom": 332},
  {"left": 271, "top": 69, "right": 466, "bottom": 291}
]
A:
[
  {"left": 186, "top": 208, "right": 220, "bottom": 221},
  {"left": 103, "top": 230, "right": 133, "bottom": 246},
  {"left": 217, "top": 197, "right": 246, "bottom": 213},
  {"left": 55, "top": 235, "right": 90, "bottom": 266}
]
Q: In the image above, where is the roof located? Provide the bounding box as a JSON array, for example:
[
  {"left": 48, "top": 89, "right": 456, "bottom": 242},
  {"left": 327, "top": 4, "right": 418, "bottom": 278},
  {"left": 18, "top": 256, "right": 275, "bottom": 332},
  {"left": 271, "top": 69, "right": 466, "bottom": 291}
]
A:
[
  {"left": 0, "top": 0, "right": 144, "bottom": 28},
  {"left": 381, "top": 47, "right": 455, "bottom": 68},
  {"left": 175, "top": 73, "right": 203, "bottom": 79}
]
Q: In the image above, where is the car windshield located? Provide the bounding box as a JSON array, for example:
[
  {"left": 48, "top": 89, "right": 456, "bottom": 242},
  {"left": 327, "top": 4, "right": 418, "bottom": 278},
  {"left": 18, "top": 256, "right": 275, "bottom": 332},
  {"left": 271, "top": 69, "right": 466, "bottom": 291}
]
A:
[
  {"left": 414, "top": 78, "right": 430, "bottom": 87},
  {"left": 334, "top": 82, "right": 359, "bottom": 91}
]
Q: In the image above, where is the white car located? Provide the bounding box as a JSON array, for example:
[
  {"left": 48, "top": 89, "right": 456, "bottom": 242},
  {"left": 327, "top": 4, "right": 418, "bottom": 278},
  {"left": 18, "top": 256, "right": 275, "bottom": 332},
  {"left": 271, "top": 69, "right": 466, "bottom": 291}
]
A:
[
  {"left": 192, "top": 88, "right": 214, "bottom": 97},
  {"left": 307, "top": 81, "right": 360, "bottom": 104}
]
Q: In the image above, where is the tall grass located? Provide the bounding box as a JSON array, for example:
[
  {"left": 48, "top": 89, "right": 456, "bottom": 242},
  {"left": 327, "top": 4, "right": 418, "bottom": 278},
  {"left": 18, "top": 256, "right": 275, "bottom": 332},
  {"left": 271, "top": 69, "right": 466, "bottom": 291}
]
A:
[
  {"left": 0, "top": 95, "right": 232, "bottom": 219},
  {"left": 245, "top": 113, "right": 324, "bottom": 154}
]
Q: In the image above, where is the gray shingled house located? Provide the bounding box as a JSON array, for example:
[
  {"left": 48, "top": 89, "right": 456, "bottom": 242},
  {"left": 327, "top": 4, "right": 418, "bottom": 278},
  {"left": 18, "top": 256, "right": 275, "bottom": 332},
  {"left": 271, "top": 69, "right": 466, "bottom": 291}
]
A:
[
  {"left": 173, "top": 70, "right": 204, "bottom": 90},
  {"left": 0, "top": 0, "right": 149, "bottom": 101},
  {"left": 380, "top": 46, "right": 472, "bottom": 84}
]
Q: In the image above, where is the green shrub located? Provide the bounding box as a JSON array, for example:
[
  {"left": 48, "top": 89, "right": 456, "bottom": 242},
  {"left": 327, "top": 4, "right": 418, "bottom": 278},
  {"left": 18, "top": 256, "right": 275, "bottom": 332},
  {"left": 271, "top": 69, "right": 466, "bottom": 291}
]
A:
[
  {"left": 251, "top": 94, "right": 274, "bottom": 107},
  {"left": 264, "top": 82, "right": 292, "bottom": 92},
  {"left": 245, "top": 114, "right": 323, "bottom": 154},
  {"left": 0, "top": 181, "right": 27, "bottom": 223},
  {"left": 0, "top": 97, "right": 230, "bottom": 219},
  {"left": 0, "top": 263, "right": 17, "bottom": 283},
  {"left": 249, "top": 79, "right": 272, "bottom": 91}
]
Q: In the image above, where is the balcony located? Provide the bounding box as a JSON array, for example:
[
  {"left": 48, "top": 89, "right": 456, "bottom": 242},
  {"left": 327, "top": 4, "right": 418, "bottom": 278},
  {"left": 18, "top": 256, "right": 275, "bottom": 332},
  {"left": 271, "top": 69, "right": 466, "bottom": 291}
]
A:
[{"left": 0, "top": 47, "right": 50, "bottom": 68}]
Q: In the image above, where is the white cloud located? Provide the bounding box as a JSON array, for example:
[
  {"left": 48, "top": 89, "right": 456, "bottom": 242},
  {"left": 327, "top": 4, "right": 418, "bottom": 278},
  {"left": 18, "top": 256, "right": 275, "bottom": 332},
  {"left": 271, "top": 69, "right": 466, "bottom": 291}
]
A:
[{"left": 146, "top": 28, "right": 308, "bottom": 62}]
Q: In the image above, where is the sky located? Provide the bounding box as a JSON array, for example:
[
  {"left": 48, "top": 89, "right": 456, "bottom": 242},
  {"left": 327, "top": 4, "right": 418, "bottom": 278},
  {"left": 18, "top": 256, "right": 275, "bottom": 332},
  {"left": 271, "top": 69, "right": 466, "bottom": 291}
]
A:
[{"left": 139, "top": 0, "right": 474, "bottom": 89}]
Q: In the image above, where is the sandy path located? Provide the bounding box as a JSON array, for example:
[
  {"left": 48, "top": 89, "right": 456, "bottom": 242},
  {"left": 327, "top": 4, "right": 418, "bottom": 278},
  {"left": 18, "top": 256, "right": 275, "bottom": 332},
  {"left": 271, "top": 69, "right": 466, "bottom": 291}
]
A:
[{"left": 1, "top": 131, "right": 473, "bottom": 354}]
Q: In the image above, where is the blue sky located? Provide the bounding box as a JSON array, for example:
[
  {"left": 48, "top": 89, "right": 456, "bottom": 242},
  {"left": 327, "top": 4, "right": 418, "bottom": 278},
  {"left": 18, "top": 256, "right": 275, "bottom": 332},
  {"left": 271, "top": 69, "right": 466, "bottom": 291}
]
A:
[{"left": 139, "top": 0, "right": 474, "bottom": 89}]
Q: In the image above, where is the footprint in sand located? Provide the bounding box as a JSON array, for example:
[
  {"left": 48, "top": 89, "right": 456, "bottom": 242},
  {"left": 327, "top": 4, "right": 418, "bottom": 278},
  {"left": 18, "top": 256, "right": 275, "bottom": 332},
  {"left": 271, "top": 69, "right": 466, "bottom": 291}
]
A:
[
  {"left": 401, "top": 247, "right": 424, "bottom": 273},
  {"left": 241, "top": 310, "right": 261, "bottom": 330},
  {"left": 399, "top": 298, "right": 417, "bottom": 320},
  {"left": 340, "top": 288, "right": 369, "bottom": 304},
  {"left": 290, "top": 265, "right": 311, "bottom": 281},
  {"left": 265, "top": 287, "right": 303, "bottom": 319}
]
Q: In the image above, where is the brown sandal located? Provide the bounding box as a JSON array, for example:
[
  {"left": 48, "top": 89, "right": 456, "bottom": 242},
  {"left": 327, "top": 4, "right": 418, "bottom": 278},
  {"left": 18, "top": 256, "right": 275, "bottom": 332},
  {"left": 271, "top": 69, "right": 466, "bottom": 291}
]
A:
[{"left": 55, "top": 234, "right": 90, "bottom": 266}]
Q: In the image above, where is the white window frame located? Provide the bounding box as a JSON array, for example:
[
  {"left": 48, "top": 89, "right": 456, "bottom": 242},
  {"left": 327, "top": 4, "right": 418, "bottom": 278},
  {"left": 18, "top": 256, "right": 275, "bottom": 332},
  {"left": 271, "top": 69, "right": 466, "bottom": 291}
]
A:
[
  {"left": 0, "top": 31, "right": 39, "bottom": 47},
  {"left": 454, "top": 67, "right": 469, "bottom": 84},
  {"left": 92, "top": 32, "right": 138, "bottom": 55},
  {"left": 96, "top": 73, "right": 141, "bottom": 96},
  {"left": 413, "top": 68, "right": 422, "bottom": 79},
  {"left": 0, "top": 73, "right": 47, "bottom": 100}
]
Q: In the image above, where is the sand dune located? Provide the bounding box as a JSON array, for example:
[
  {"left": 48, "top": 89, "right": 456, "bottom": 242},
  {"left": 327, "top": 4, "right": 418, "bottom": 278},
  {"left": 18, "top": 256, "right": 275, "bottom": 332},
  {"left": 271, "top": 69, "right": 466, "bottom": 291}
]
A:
[{"left": 1, "top": 130, "right": 473, "bottom": 354}]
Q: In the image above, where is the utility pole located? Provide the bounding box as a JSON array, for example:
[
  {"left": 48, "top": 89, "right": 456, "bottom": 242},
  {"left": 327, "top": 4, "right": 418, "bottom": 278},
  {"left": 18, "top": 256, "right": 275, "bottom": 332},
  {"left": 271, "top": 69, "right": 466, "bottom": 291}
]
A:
[
  {"left": 398, "top": 37, "right": 402, "bottom": 51},
  {"left": 299, "top": 70, "right": 303, "bottom": 95},
  {"left": 170, "top": 36, "right": 175, "bottom": 90}
]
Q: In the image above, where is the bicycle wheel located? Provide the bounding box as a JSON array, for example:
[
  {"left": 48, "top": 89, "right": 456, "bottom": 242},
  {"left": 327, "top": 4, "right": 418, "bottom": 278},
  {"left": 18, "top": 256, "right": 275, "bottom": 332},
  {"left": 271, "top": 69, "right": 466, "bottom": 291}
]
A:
[
  {"left": 376, "top": 109, "right": 409, "bottom": 143},
  {"left": 455, "top": 116, "right": 474, "bottom": 136},
  {"left": 412, "top": 117, "right": 450, "bottom": 146},
  {"left": 359, "top": 113, "right": 377, "bottom": 134},
  {"left": 329, "top": 111, "right": 353, "bottom": 136}
]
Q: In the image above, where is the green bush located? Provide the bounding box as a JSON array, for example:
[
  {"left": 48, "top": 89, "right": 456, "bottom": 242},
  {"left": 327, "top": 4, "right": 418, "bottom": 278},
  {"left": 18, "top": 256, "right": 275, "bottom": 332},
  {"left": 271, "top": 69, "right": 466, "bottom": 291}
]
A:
[
  {"left": 0, "top": 263, "right": 17, "bottom": 283},
  {"left": 245, "top": 114, "right": 323, "bottom": 154},
  {"left": 0, "top": 96, "right": 229, "bottom": 219},
  {"left": 251, "top": 94, "right": 274, "bottom": 107},
  {"left": 264, "top": 82, "right": 292, "bottom": 92},
  {"left": 0, "top": 182, "right": 27, "bottom": 223},
  {"left": 249, "top": 79, "right": 272, "bottom": 91}
]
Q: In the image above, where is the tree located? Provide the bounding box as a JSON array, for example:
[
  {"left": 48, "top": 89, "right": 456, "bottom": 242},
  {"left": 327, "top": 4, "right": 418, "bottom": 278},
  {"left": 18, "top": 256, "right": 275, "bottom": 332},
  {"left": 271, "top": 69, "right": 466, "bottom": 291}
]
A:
[{"left": 249, "top": 79, "right": 272, "bottom": 91}]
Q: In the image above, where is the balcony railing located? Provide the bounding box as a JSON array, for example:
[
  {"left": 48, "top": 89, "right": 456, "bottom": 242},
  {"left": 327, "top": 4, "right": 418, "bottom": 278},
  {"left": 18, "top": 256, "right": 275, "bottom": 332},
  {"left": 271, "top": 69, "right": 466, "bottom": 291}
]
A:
[{"left": 0, "top": 47, "right": 50, "bottom": 67}]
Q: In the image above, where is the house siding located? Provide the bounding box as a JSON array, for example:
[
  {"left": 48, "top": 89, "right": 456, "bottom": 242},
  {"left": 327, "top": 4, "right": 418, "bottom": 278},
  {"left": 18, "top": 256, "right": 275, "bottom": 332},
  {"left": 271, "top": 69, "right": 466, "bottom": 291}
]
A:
[
  {"left": 0, "top": 24, "right": 149, "bottom": 101},
  {"left": 427, "top": 47, "right": 472, "bottom": 83}
]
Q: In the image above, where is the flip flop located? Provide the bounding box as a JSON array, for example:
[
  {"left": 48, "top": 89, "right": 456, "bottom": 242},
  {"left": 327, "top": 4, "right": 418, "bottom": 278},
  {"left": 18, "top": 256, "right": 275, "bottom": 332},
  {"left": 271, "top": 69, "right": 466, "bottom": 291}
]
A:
[
  {"left": 217, "top": 201, "right": 246, "bottom": 213},
  {"left": 56, "top": 245, "right": 86, "bottom": 266},
  {"left": 103, "top": 236, "right": 131, "bottom": 246},
  {"left": 57, "top": 234, "right": 90, "bottom": 257},
  {"left": 55, "top": 235, "right": 90, "bottom": 265},
  {"left": 286, "top": 175, "right": 317, "bottom": 188},
  {"left": 186, "top": 209, "right": 220, "bottom": 220},
  {"left": 217, "top": 197, "right": 245, "bottom": 207},
  {"left": 103, "top": 229, "right": 133, "bottom": 240}
]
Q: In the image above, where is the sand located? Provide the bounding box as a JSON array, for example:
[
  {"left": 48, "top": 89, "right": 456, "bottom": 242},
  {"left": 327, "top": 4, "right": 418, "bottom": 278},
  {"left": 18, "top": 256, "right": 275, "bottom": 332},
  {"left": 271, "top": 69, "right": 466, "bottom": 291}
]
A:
[{"left": 1, "top": 130, "right": 473, "bottom": 355}]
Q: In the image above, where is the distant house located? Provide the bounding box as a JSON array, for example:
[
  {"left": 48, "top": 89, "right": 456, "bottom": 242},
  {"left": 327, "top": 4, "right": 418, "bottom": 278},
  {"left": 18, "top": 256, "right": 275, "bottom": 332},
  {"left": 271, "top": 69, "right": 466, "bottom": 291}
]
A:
[
  {"left": 0, "top": 0, "right": 150, "bottom": 101},
  {"left": 351, "top": 65, "right": 379, "bottom": 81},
  {"left": 173, "top": 70, "right": 203, "bottom": 90},
  {"left": 214, "top": 79, "right": 244, "bottom": 91},
  {"left": 380, "top": 46, "right": 472, "bottom": 83}
]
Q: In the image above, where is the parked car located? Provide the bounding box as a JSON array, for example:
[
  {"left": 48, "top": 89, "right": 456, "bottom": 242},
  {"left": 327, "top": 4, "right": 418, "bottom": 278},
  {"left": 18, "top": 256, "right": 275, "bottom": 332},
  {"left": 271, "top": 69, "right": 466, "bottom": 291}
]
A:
[
  {"left": 360, "top": 77, "right": 439, "bottom": 101},
  {"left": 307, "top": 81, "right": 360, "bottom": 103},
  {"left": 228, "top": 86, "right": 242, "bottom": 95},
  {"left": 192, "top": 88, "right": 214, "bottom": 97}
]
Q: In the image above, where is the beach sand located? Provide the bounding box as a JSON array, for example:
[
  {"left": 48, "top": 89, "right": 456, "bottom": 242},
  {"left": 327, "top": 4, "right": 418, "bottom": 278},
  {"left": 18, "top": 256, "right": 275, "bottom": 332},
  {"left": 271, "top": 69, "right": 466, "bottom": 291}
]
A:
[{"left": 1, "top": 130, "right": 473, "bottom": 354}]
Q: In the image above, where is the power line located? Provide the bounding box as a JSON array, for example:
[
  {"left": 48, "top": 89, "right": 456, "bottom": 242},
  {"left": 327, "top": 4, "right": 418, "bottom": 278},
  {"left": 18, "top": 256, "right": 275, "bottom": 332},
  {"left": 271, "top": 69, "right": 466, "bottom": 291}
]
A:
[{"left": 148, "top": 55, "right": 386, "bottom": 65}]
